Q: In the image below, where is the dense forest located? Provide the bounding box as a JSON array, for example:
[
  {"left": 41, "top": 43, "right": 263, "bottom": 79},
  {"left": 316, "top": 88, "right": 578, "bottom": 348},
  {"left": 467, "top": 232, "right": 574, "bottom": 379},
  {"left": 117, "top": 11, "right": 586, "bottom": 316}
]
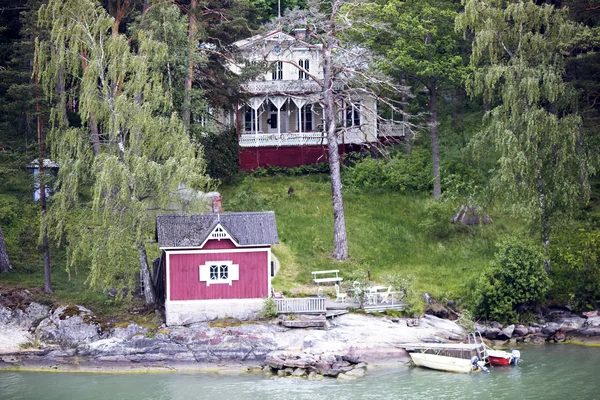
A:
[{"left": 0, "top": 0, "right": 599, "bottom": 324}]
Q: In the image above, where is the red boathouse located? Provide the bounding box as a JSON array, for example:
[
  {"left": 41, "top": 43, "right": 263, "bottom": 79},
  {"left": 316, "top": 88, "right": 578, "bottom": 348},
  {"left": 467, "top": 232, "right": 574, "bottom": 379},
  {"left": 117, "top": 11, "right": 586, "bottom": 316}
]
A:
[{"left": 156, "top": 212, "right": 278, "bottom": 325}]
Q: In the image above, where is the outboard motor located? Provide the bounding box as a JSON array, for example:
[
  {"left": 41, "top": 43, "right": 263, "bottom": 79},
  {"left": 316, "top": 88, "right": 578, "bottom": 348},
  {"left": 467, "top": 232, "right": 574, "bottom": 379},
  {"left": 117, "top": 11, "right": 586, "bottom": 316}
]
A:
[
  {"left": 471, "top": 356, "right": 489, "bottom": 373},
  {"left": 511, "top": 349, "right": 521, "bottom": 365}
]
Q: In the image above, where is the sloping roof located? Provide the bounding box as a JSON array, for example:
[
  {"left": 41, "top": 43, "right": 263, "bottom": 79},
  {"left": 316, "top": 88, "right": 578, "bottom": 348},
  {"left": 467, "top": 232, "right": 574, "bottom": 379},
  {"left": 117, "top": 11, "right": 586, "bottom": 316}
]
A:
[
  {"left": 156, "top": 212, "right": 278, "bottom": 248},
  {"left": 234, "top": 29, "right": 317, "bottom": 49}
]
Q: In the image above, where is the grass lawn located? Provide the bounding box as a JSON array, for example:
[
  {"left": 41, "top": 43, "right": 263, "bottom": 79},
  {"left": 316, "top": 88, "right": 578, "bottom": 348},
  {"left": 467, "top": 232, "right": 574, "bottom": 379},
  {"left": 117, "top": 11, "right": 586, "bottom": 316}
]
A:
[{"left": 220, "top": 174, "right": 518, "bottom": 303}]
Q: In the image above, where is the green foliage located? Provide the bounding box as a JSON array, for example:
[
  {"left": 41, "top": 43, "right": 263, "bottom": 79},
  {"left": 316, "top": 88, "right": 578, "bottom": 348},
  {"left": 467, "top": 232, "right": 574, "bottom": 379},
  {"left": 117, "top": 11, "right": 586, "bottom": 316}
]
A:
[
  {"left": 418, "top": 200, "right": 456, "bottom": 239},
  {"left": 227, "top": 177, "right": 273, "bottom": 211},
  {"left": 196, "top": 128, "right": 239, "bottom": 183},
  {"left": 474, "top": 237, "right": 551, "bottom": 324},
  {"left": 259, "top": 297, "right": 278, "bottom": 319},
  {"left": 0, "top": 194, "right": 41, "bottom": 271},
  {"left": 252, "top": 163, "right": 330, "bottom": 177},
  {"left": 383, "top": 273, "right": 424, "bottom": 317},
  {"left": 458, "top": 0, "right": 593, "bottom": 255},
  {"left": 36, "top": 0, "right": 212, "bottom": 299},
  {"left": 551, "top": 230, "right": 600, "bottom": 311},
  {"left": 343, "top": 148, "right": 431, "bottom": 192}
]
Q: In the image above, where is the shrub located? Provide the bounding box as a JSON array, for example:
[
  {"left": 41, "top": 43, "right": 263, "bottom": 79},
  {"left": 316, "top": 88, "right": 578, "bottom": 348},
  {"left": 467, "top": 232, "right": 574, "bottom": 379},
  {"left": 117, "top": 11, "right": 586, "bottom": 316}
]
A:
[
  {"left": 473, "top": 237, "right": 550, "bottom": 324},
  {"left": 551, "top": 230, "right": 600, "bottom": 311},
  {"left": 259, "top": 297, "right": 278, "bottom": 319},
  {"left": 196, "top": 128, "right": 239, "bottom": 183},
  {"left": 418, "top": 200, "right": 456, "bottom": 239},
  {"left": 227, "top": 177, "right": 272, "bottom": 211},
  {"left": 383, "top": 273, "right": 424, "bottom": 317},
  {"left": 342, "top": 148, "right": 431, "bottom": 192}
]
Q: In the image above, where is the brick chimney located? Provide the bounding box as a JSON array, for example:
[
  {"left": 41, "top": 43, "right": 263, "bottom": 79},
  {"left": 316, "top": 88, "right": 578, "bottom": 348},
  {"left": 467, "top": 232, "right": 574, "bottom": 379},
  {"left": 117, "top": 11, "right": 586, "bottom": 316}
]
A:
[{"left": 211, "top": 195, "right": 222, "bottom": 213}]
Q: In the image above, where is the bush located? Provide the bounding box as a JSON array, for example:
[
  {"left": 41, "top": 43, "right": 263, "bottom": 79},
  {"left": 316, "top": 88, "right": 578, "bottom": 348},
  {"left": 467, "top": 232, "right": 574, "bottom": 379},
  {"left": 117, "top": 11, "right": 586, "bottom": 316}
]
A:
[
  {"left": 418, "top": 200, "right": 456, "bottom": 239},
  {"left": 473, "top": 237, "right": 550, "bottom": 324},
  {"left": 383, "top": 273, "right": 424, "bottom": 317},
  {"left": 227, "top": 177, "right": 273, "bottom": 211},
  {"left": 196, "top": 128, "right": 239, "bottom": 183},
  {"left": 259, "top": 297, "right": 278, "bottom": 319},
  {"left": 343, "top": 148, "right": 431, "bottom": 192},
  {"left": 551, "top": 230, "right": 600, "bottom": 311}
]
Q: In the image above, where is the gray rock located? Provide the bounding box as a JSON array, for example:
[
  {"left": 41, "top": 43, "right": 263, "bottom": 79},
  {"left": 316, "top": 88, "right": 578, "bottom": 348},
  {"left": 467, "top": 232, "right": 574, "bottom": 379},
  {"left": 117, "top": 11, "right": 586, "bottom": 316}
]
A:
[
  {"left": 497, "top": 325, "right": 515, "bottom": 340},
  {"left": 35, "top": 305, "right": 102, "bottom": 347},
  {"left": 585, "top": 316, "right": 600, "bottom": 328},
  {"left": 485, "top": 328, "right": 500, "bottom": 340},
  {"left": 336, "top": 372, "right": 357, "bottom": 381},
  {"left": 111, "top": 324, "right": 148, "bottom": 340},
  {"left": 292, "top": 368, "right": 306, "bottom": 377},
  {"left": 513, "top": 326, "right": 529, "bottom": 337},
  {"left": 345, "top": 367, "right": 366, "bottom": 377},
  {"left": 489, "top": 321, "right": 503, "bottom": 329},
  {"left": 541, "top": 322, "right": 560, "bottom": 336},
  {"left": 558, "top": 317, "right": 585, "bottom": 332}
]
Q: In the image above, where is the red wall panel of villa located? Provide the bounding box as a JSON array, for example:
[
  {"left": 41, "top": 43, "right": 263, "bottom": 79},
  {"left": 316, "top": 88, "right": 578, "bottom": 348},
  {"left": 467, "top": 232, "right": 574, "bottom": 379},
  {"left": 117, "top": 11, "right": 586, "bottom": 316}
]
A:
[{"left": 168, "top": 250, "right": 269, "bottom": 300}]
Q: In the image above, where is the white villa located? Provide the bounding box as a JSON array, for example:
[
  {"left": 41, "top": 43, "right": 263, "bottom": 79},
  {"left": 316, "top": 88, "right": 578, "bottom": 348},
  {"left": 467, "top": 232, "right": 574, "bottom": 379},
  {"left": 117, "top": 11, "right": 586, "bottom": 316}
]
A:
[{"left": 218, "top": 29, "right": 405, "bottom": 169}]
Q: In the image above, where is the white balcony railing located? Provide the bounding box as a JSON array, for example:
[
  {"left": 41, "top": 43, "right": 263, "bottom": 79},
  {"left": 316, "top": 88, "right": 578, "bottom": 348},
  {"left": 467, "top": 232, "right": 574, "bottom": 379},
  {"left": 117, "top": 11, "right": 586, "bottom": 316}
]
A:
[
  {"left": 242, "top": 80, "right": 322, "bottom": 95},
  {"left": 239, "top": 132, "right": 327, "bottom": 147},
  {"left": 239, "top": 128, "right": 369, "bottom": 148}
]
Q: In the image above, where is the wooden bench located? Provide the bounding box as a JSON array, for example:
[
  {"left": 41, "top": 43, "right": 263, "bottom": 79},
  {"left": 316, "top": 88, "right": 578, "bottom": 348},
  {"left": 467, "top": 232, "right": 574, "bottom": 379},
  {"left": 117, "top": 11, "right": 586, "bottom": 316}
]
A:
[{"left": 312, "top": 270, "right": 343, "bottom": 284}]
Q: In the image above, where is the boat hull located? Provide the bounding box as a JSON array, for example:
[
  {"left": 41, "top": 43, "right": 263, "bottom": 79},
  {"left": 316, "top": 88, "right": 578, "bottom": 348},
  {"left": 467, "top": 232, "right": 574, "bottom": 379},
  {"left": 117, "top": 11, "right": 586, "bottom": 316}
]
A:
[
  {"left": 409, "top": 352, "right": 475, "bottom": 374},
  {"left": 487, "top": 349, "right": 519, "bottom": 366}
]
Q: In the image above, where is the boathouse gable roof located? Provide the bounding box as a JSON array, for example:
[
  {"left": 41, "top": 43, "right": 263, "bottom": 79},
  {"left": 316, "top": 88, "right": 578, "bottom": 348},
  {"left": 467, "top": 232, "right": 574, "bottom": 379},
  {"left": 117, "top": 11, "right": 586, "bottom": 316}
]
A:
[{"left": 156, "top": 212, "right": 278, "bottom": 248}]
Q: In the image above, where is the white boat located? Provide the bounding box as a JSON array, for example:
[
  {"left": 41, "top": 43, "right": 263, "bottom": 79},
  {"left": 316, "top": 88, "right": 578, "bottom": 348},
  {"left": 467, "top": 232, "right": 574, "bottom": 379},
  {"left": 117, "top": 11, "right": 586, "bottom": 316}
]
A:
[
  {"left": 403, "top": 332, "right": 489, "bottom": 374},
  {"left": 409, "top": 352, "right": 478, "bottom": 373}
]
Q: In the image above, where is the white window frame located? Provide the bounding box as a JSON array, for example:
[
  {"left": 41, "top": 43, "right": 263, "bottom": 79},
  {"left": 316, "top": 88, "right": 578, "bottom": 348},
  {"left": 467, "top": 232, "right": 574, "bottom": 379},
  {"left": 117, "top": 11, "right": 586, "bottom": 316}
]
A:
[
  {"left": 271, "top": 61, "right": 283, "bottom": 80},
  {"left": 199, "top": 261, "right": 239, "bottom": 286},
  {"left": 298, "top": 59, "right": 310, "bottom": 80}
]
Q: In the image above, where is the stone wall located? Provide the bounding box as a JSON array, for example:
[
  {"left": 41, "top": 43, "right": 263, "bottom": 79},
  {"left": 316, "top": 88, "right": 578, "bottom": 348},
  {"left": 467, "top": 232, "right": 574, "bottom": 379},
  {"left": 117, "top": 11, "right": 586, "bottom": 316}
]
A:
[{"left": 165, "top": 299, "right": 264, "bottom": 325}]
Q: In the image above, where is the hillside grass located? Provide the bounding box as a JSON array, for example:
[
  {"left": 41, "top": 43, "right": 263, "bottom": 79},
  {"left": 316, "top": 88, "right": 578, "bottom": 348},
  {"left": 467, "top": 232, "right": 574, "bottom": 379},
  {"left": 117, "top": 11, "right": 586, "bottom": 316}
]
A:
[{"left": 220, "top": 173, "right": 519, "bottom": 304}]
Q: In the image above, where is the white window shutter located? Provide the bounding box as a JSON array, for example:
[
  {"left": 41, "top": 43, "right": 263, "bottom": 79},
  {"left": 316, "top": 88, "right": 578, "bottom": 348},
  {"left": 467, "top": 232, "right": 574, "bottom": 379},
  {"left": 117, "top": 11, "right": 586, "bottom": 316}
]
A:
[
  {"left": 229, "top": 264, "right": 239, "bottom": 285},
  {"left": 199, "top": 264, "right": 210, "bottom": 284}
]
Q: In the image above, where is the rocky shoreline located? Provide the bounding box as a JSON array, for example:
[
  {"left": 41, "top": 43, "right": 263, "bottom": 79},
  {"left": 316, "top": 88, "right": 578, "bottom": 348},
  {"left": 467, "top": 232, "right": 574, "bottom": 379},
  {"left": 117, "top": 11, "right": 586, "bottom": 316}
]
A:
[{"left": 1, "top": 297, "right": 599, "bottom": 379}]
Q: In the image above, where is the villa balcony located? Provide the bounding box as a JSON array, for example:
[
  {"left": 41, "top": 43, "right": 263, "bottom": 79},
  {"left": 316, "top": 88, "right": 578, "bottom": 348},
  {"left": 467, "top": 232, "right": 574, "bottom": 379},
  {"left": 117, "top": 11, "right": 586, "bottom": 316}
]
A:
[{"left": 239, "top": 128, "right": 367, "bottom": 148}]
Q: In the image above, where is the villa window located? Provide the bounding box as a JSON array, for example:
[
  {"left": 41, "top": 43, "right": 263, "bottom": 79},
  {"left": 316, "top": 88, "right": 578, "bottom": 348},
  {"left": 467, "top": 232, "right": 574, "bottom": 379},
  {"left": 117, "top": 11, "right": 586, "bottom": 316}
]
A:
[
  {"left": 200, "top": 261, "right": 239, "bottom": 286},
  {"left": 298, "top": 59, "right": 310, "bottom": 80},
  {"left": 345, "top": 103, "right": 360, "bottom": 127},
  {"left": 298, "top": 105, "right": 313, "bottom": 131},
  {"left": 244, "top": 107, "right": 260, "bottom": 132},
  {"left": 271, "top": 61, "right": 283, "bottom": 80}
]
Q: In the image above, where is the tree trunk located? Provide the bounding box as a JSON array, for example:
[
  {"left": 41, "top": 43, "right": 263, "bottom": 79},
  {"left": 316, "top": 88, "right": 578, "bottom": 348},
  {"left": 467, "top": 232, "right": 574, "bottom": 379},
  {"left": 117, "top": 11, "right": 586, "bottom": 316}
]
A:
[
  {"left": 138, "top": 241, "right": 156, "bottom": 305},
  {"left": 182, "top": 0, "right": 197, "bottom": 134},
  {"left": 400, "top": 76, "right": 411, "bottom": 154},
  {"left": 323, "top": 33, "right": 348, "bottom": 260},
  {"left": 0, "top": 223, "right": 13, "bottom": 272},
  {"left": 38, "top": 104, "right": 52, "bottom": 294},
  {"left": 538, "top": 168, "right": 551, "bottom": 274},
  {"left": 429, "top": 81, "right": 441, "bottom": 200}
]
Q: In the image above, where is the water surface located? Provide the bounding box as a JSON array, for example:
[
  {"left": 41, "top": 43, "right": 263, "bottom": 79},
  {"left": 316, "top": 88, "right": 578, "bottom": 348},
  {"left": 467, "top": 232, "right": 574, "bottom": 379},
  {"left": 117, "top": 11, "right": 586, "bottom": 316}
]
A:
[{"left": 1, "top": 345, "right": 599, "bottom": 400}]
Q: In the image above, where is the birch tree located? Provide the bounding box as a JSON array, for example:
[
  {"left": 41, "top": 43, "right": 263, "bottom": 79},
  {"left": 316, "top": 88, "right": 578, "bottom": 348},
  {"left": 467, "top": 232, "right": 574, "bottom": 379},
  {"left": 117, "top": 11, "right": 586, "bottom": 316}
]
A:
[
  {"left": 36, "top": 0, "right": 211, "bottom": 304},
  {"left": 457, "top": 0, "right": 593, "bottom": 273}
]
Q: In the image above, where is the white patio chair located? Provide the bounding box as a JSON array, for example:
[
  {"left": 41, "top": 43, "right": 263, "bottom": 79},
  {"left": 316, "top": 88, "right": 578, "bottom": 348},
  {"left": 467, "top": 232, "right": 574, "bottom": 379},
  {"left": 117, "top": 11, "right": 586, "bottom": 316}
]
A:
[
  {"left": 367, "top": 287, "right": 378, "bottom": 305},
  {"left": 379, "top": 286, "right": 392, "bottom": 303},
  {"left": 335, "top": 284, "right": 347, "bottom": 303}
]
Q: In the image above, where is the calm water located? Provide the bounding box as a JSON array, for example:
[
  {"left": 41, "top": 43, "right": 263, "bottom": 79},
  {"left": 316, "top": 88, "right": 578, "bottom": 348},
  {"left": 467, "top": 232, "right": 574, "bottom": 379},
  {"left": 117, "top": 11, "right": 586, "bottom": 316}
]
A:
[{"left": 1, "top": 345, "right": 599, "bottom": 400}]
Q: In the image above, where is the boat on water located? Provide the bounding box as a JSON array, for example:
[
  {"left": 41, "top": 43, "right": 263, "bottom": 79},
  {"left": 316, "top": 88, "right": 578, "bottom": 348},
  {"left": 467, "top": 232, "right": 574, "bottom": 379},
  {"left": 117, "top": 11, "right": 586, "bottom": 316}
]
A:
[
  {"left": 409, "top": 351, "right": 486, "bottom": 374},
  {"left": 488, "top": 349, "right": 521, "bottom": 366},
  {"left": 403, "top": 341, "right": 489, "bottom": 374}
]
